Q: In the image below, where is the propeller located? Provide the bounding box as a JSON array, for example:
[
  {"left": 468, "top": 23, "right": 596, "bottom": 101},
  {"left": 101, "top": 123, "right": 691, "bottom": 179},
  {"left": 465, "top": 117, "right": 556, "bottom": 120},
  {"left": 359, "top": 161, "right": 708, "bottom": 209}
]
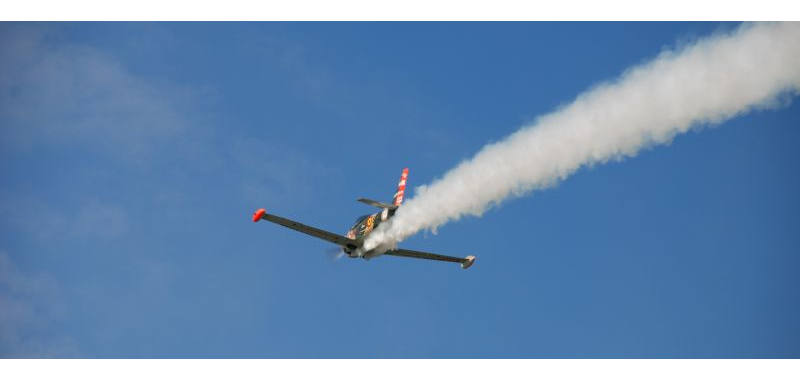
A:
[{"left": 325, "top": 246, "right": 346, "bottom": 261}]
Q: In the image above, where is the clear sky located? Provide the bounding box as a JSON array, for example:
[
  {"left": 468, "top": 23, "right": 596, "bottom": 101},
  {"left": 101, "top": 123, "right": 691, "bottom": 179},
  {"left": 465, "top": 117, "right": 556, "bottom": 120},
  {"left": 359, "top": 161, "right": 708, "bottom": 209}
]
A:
[{"left": 1, "top": 22, "right": 798, "bottom": 358}]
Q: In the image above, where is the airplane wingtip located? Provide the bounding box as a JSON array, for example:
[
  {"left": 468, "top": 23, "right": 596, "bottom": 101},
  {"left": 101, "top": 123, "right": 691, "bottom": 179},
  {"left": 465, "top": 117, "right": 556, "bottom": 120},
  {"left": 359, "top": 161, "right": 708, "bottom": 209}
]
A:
[
  {"left": 252, "top": 208, "right": 266, "bottom": 222},
  {"left": 461, "top": 255, "right": 476, "bottom": 269}
]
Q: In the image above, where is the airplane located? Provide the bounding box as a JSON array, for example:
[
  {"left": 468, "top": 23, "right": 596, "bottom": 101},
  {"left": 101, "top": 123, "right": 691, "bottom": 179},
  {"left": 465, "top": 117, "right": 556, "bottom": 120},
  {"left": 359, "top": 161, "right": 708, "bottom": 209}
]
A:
[{"left": 252, "top": 168, "right": 476, "bottom": 269}]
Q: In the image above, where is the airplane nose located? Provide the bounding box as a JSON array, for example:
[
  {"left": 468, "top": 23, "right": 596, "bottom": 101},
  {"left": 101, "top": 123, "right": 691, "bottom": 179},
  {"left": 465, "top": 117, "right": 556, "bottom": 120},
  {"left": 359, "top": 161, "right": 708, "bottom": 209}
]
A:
[{"left": 252, "top": 208, "right": 266, "bottom": 222}]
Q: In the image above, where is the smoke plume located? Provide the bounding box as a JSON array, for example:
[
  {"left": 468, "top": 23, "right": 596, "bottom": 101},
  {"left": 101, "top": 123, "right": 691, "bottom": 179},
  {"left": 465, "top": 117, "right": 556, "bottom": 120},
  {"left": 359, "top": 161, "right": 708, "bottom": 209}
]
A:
[{"left": 363, "top": 22, "right": 800, "bottom": 252}]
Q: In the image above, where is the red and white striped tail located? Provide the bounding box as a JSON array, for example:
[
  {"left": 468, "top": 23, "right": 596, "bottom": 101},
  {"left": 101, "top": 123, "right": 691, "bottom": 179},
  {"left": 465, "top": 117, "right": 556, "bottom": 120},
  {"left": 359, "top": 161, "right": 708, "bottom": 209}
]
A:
[{"left": 392, "top": 168, "right": 409, "bottom": 206}]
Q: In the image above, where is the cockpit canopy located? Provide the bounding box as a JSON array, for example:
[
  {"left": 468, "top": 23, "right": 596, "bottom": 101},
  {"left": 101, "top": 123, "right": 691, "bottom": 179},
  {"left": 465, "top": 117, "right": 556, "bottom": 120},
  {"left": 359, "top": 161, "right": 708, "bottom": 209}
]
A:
[{"left": 352, "top": 214, "right": 370, "bottom": 227}]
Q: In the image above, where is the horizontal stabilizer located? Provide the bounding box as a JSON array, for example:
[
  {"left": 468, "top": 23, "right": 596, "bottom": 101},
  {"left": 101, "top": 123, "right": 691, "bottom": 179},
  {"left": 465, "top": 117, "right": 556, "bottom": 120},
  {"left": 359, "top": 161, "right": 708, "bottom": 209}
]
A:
[{"left": 357, "top": 198, "right": 397, "bottom": 210}]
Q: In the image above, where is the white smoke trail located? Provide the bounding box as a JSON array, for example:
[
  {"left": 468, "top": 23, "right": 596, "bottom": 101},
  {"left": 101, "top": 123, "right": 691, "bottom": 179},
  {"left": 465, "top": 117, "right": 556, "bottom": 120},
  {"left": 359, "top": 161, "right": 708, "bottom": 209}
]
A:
[{"left": 364, "top": 22, "right": 800, "bottom": 252}]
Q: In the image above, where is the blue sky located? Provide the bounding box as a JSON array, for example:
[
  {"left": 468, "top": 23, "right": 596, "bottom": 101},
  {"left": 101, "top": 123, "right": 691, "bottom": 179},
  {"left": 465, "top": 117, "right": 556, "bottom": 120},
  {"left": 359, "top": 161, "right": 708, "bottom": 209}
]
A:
[{"left": 1, "top": 22, "right": 798, "bottom": 358}]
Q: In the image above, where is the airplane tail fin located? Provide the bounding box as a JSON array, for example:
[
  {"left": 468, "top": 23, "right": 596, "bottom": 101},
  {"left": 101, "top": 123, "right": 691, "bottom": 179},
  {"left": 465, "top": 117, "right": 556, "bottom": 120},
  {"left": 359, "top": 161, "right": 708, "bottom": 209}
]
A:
[{"left": 392, "top": 168, "right": 409, "bottom": 207}]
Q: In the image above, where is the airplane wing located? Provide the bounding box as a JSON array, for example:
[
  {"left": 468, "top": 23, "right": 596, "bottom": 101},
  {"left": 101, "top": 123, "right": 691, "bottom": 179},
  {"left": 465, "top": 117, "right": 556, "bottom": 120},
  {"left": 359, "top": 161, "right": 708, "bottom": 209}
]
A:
[
  {"left": 252, "top": 209, "right": 358, "bottom": 250},
  {"left": 384, "top": 248, "right": 476, "bottom": 269}
]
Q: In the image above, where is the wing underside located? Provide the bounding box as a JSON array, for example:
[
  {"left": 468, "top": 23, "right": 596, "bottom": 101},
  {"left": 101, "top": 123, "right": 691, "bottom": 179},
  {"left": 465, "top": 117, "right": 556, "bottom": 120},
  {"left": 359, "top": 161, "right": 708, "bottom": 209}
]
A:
[
  {"left": 253, "top": 208, "right": 476, "bottom": 269},
  {"left": 256, "top": 211, "right": 358, "bottom": 250},
  {"left": 384, "top": 248, "right": 476, "bottom": 269}
]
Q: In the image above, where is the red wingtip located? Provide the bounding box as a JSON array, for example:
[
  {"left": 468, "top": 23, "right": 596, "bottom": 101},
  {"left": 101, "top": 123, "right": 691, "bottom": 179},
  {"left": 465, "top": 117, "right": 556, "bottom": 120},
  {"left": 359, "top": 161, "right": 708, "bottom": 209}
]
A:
[{"left": 252, "top": 208, "right": 266, "bottom": 222}]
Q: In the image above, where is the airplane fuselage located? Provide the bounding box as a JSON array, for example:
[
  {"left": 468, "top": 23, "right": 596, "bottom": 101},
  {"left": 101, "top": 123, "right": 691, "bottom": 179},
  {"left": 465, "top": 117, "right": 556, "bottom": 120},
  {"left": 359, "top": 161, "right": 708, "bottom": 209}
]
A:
[{"left": 344, "top": 207, "right": 397, "bottom": 258}]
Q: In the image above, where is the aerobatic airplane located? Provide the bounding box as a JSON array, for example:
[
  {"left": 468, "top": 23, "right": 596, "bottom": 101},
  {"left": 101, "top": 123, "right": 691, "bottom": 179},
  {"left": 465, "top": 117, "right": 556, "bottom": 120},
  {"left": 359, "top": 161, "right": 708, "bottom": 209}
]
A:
[{"left": 252, "top": 168, "right": 476, "bottom": 269}]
